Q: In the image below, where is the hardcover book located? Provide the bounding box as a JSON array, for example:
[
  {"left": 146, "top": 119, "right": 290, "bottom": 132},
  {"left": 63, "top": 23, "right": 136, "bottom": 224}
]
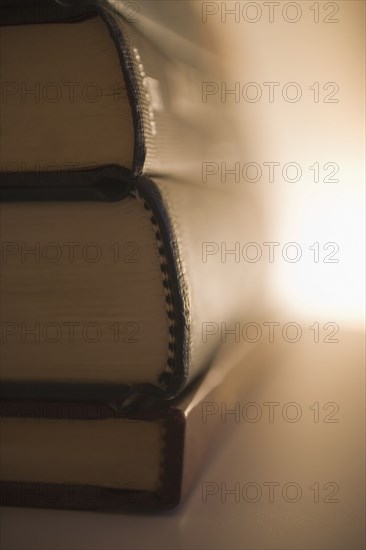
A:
[
  {"left": 0, "top": 342, "right": 263, "bottom": 510},
  {"left": 0, "top": 0, "right": 262, "bottom": 402},
  {"left": 0, "top": 0, "right": 234, "bottom": 181}
]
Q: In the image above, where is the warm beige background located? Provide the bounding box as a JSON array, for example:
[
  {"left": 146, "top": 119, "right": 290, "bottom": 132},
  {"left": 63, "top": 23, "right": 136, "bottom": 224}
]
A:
[
  {"left": 1, "top": 332, "right": 364, "bottom": 550},
  {"left": 1, "top": 1, "right": 364, "bottom": 549},
  {"left": 196, "top": 0, "right": 365, "bottom": 326}
]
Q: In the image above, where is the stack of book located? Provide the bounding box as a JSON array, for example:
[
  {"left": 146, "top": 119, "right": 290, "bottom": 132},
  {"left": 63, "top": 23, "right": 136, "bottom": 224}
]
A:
[{"left": 0, "top": 0, "right": 261, "bottom": 509}]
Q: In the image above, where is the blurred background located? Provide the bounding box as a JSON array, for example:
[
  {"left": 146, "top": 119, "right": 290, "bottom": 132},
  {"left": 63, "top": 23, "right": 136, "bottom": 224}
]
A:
[
  {"left": 196, "top": 0, "right": 365, "bottom": 326},
  {"left": 1, "top": 1, "right": 364, "bottom": 549}
]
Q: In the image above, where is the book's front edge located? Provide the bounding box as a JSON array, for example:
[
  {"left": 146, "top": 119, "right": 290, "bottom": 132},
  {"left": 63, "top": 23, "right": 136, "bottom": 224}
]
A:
[
  {"left": 0, "top": 400, "right": 183, "bottom": 511},
  {"left": 0, "top": 0, "right": 146, "bottom": 176}
]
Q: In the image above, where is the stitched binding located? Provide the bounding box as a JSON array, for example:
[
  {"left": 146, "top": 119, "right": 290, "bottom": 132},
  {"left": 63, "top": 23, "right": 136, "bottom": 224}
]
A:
[{"left": 132, "top": 192, "right": 176, "bottom": 390}]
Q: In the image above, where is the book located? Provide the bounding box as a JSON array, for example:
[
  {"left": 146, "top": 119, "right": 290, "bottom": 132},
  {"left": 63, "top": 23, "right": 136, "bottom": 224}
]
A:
[
  {"left": 0, "top": 0, "right": 234, "bottom": 183},
  {"left": 0, "top": 175, "right": 260, "bottom": 401},
  {"left": 0, "top": 341, "right": 262, "bottom": 510},
  {"left": 0, "top": 0, "right": 262, "bottom": 401}
]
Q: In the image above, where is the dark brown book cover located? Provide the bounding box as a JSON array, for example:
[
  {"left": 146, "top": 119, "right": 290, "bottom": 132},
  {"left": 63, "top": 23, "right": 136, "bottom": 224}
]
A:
[{"left": 0, "top": 342, "right": 264, "bottom": 510}]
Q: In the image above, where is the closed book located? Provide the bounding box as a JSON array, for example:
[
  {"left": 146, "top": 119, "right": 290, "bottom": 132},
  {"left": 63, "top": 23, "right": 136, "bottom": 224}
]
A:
[
  {"left": 0, "top": 0, "right": 235, "bottom": 184},
  {"left": 0, "top": 342, "right": 263, "bottom": 510},
  {"left": 0, "top": 0, "right": 262, "bottom": 401}
]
